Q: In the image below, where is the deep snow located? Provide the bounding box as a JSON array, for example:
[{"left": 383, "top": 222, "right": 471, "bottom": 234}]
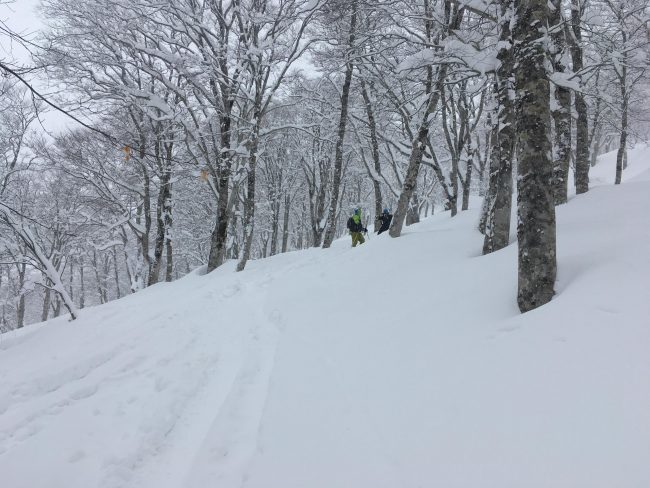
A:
[{"left": 1, "top": 147, "right": 649, "bottom": 488}]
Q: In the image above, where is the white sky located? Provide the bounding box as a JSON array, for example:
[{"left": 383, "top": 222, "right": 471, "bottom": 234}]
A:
[
  {"left": 1, "top": 0, "right": 73, "bottom": 133},
  {"left": 2, "top": 0, "right": 41, "bottom": 64}
]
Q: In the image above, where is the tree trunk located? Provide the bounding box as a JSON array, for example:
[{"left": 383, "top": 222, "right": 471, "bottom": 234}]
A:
[
  {"left": 390, "top": 73, "right": 446, "bottom": 237},
  {"left": 270, "top": 193, "right": 280, "bottom": 257},
  {"left": 551, "top": 0, "right": 572, "bottom": 205},
  {"left": 237, "top": 104, "right": 262, "bottom": 272},
  {"left": 207, "top": 172, "right": 231, "bottom": 271},
  {"left": 406, "top": 192, "right": 420, "bottom": 225},
  {"left": 450, "top": 160, "right": 459, "bottom": 217},
  {"left": 113, "top": 247, "right": 122, "bottom": 299},
  {"left": 149, "top": 147, "right": 172, "bottom": 285},
  {"left": 207, "top": 96, "right": 235, "bottom": 272},
  {"left": 461, "top": 150, "right": 473, "bottom": 211},
  {"left": 390, "top": 3, "right": 464, "bottom": 237},
  {"left": 237, "top": 149, "right": 258, "bottom": 271},
  {"left": 322, "top": 1, "right": 358, "bottom": 249},
  {"left": 360, "top": 78, "right": 383, "bottom": 228},
  {"left": 79, "top": 257, "right": 86, "bottom": 308},
  {"left": 514, "top": 0, "right": 557, "bottom": 312},
  {"left": 93, "top": 250, "right": 107, "bottom": 304},
  {"left": 482, "top": 1, "right": 515, "bottom": 255},
  {"left": 41, "top": 284, "right": 51, "bottom": 322},
  {"left": 165, "top": 235, "right": 173, "bottom": 282},
  {"left": 615, "top": 63, "right": 628, "bottom": 185},
  {"left": 281, "top": 193, "right": 291, "bottom": 253},
  {"left": 16, "top": 263, "right": 26, "bottom": 328},
  {"left": 478, "top": 122, "right": 497, "bottom": 235},
  {"left": 53, "top": 295, "right": 61, "bottom": 318},
  {"left": 140, "top": 163, "right": 153, "bottom": 283},
  {"left": 570, "top": 0, "right": 590, "bottom": 194},
  {"left": 588, "top": 73, "right": 603, "bottom": 167}
]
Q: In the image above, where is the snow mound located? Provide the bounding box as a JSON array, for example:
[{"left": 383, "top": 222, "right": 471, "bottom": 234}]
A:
[{"left": 1, "top": 150, "right": 649, "bottom": 488}]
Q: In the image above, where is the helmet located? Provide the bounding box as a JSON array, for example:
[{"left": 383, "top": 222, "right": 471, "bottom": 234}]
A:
[
  {"left": 383, "top": 208, "right": 389, "bottom": 214},
  {"left": 355, "top": 208, "right": 361, "bottom": 214}
]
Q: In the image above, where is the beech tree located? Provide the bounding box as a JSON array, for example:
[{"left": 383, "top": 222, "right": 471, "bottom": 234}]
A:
[{"left": 514, "top": 0, "right": 556, "bottom": 312}]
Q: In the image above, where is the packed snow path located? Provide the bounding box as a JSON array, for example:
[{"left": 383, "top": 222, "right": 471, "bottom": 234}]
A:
[{"left": 1, "top": 149, "right": 649, "bottom": 487}]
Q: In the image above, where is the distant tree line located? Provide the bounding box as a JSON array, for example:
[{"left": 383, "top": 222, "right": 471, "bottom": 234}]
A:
[{"left": 1, "top": 0, "right": 649, "bottom": 329}]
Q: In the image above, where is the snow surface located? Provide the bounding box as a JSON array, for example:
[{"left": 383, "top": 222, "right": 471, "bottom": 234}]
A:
[{"left": 1, "top": 148, "right": 649, "bottom": 488}]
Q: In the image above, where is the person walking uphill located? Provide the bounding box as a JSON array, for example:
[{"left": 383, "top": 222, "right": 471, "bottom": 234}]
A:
[
  {"left": 376, "top": 208, "right": 392, "bottom": 235},
  {"left": 346, "top": 208, "right": 367, "bottom": 247}
]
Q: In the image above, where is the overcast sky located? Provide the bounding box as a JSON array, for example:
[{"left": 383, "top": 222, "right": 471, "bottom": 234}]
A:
[
  {"left": 2, "top": 0, "right": 73, "bottom": 133},
  {"left": 2, "top": 0, "right": 41, "bottom": 64}
]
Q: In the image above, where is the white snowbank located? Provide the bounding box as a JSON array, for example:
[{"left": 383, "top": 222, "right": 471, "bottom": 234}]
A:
[{"left": 1, "top": 147, "right": 649, "bottom": 488}]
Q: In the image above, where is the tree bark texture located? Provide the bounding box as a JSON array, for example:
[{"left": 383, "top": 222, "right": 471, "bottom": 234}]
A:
[
  {"left": 615, "top": 72, "right": 628, "bottom": 185},
  {"left": 550, "top": 0, "right": 572, "bottom": 205},
  {"left": 461, "top": 148, "right": 473, "bottom": 211},
  {"left": 237, "top": 90, "right": 263, "bottom": 272},
  {"left": 281, "top": 194, "right": 291, "bottom": 253},
  {"left": 615, "top": 31, "right": 628, "bottom": 185},
  {"left": 514, "top": 0, "right": 557, "bottom": 312},
  {"left": 207, "top": 95, "right": 235, "bottom": 272},
  {"left": 570, "top": 0, "right": 590, "bottom": 194},
  {"left": 79, "top": 257, "right": 86, "bottom": 308},
  {"left": 149, "top": 146, "right": 173, "bottom": 285},
  {"left": 482, "top": 1, "right": 514, "bottom": 255}
]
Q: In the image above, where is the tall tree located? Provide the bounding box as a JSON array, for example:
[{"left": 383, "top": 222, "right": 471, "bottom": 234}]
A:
[
  {"left": 550, "top": 0, "right": 572, "bottom": 205},
  {"left": 569, "top": 0, "right": 590, "bottom": 194},
  {"left": 322, "top": 0, "right": 358, "bottom": 249},
  {"left": 514, "top": 0, "right": 557, "bottom": 312},
  {"left": 482, "top": 0, "right": 515, "bottom": 254},
  {"left": 390, "top": 0, "right": 464, "bottom": 238}
]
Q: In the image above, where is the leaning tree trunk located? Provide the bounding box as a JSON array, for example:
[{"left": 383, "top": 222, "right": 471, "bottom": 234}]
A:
[
  {"left": 551, "top": 0, "right": 572, "bottom": 205},
  {"left": 390, "top": 70, "right": 447, "bottom": 237},
  {"left": 570, "top": 0, "right": 590, "bottom": 194},
  {"left": 482, "top": 0, "right": 515, "bottom": 255},
  {"left": 514, "top": 0, "right": 557, "bottom": 312},
  {"left": 390, "top": 2, "right": 464, "bottom": 237},
  {"left": 322, "top": 1, "right": 358, "bottom": 249}
]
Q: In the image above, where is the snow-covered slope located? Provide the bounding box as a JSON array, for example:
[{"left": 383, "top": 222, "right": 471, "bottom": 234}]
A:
[{"left": 1, "top": 148, "right": 649, "bottom": 488}]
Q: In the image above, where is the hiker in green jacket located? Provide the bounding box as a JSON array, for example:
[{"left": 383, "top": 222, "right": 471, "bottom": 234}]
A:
[{"left": 346, "top": 208, "right": 367, "bottom": 247}]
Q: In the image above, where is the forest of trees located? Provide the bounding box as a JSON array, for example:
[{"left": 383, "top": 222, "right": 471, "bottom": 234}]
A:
[{"left": 1, "top": 0, "right": 649, "bottom": 329}]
